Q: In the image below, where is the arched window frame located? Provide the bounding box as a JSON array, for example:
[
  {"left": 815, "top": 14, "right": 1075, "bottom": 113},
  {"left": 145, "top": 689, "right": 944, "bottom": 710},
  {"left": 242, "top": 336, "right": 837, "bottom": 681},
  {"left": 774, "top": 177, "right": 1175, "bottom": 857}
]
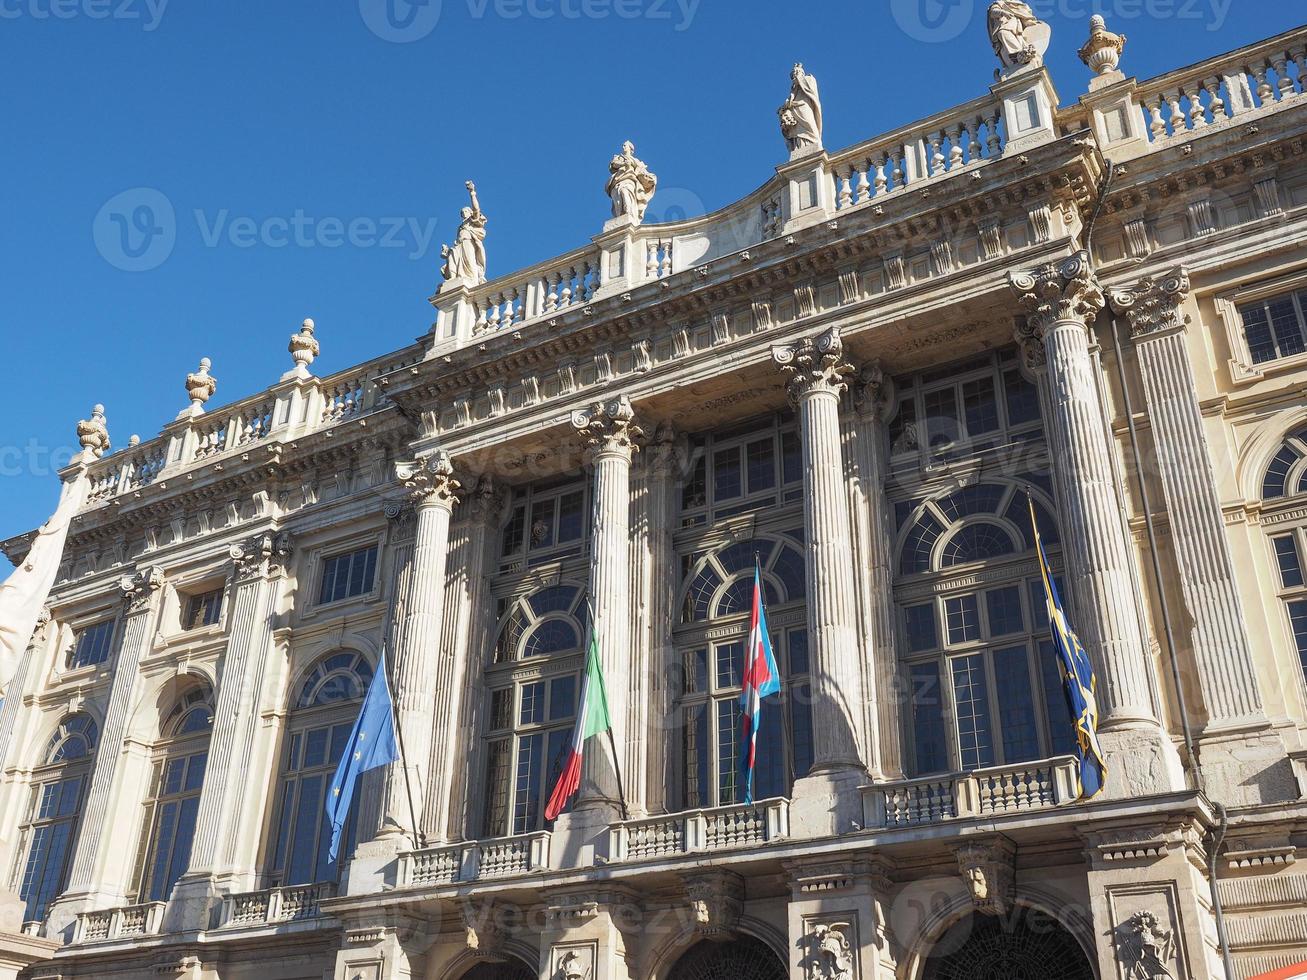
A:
[
  {"left": 1258, "top": 425, "right": 1307, "bottom": 688},
  {"left": 15, "top": 713, "right": 99, "bottom": 924},
  {"left": 268, "top": 651, "right": 374, "bottom": 886},
  {"left": 132, "top": 684, "right": 213, "bottom": 903}
]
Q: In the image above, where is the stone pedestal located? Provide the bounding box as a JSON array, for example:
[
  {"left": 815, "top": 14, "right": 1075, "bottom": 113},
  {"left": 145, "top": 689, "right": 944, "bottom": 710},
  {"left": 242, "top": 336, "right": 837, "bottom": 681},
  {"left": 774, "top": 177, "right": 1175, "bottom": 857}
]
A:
[
  {"left": 990, "top": 66, "right": 1060, "bottom": 154},
  {"left": 778, "top": 150, "right": 835, "bottom": 235},
  {"left": 787, "top": 859, "right": 896, "bottom": 980},
  {"left": 543, "top": 888, "right": 639, "bottom": 980}
]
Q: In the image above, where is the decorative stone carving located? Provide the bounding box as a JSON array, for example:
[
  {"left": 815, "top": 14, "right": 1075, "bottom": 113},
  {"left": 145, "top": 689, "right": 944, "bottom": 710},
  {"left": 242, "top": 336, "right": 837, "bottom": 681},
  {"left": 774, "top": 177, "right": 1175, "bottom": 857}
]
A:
[
  {"left": 77, "top": 404, "right": 111, "bottom": 459},
  {"left": 806, "top": 922, "right": 854, "bottom": 979},
  {"left": 954, "top": 837, "right": 1016, "bottom": 916},
  {"left": 571, "top": 395, "right": 644, "bottom": 457},
  {"left": 395, "top": 451, "right": 462, "bottom": 507},
  {"left": 555, "top": 949, "right": 588, "bottom": 980},
  {"left": 988, "top": 1, "right": 1050, "bottom": 75},
  {"left": 119, "top": 565, "right": 165, "bottom": 610},
  {"left": 606, "top": 140, "right": 657, "bottom": 223},
  {"left": 1079, "top": 15, "right": 1126, "bottom": 76},
  {"left": 182, "top": 358, "right": 217, "bottom": 417},
  {"left": 772, "top": 326, "right": 855, "bottom": 403},
  {"left": 855, "top": 360, "right": 895, "bottom": 421},
  {"left": 440, "top": 181, "right": 488, "bottom": 285},
  {"left": 286, "top": 318, "right": 320, "bottom": 379},
  {"left": 1009, "top": 250, "right": 1105, "bottom": 338},
  {"left": 778, "top": 63, "right": 823, "bottom": 157},
  {"left": 1115, "top": 910, "right": 1176, "bottom": 979},
  {"left": 229, "top": 530, "right": 293, "bottom": 579},
  {"left": 461, "top": 900, "right": 513, "bottom": 962},
  {"left": 1107, "top": 268, "right": 1191, "bottom": 339},
  {"left": 682, "top": 870, "right": 743, "bottom": 940},
  {"left": 467, "top": 474, "right": 506, "bottom": 526}
]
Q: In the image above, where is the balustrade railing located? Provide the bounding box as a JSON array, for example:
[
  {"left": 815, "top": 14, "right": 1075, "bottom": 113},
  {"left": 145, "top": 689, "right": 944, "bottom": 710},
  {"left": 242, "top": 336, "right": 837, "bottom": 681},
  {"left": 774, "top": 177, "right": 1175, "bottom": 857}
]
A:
[
  {"left": 217, "top": 882, "right": 336, "bottom": 929},
  {"left": 72, "top": 902, "right": 166, "bottom": 944},
  {"left": 866, "top": 757, "right": 1077, "bottom": 829},
  {"left": 397, "top": 832, "right": 552, "bottom": 888},
  {"left": 608, "top": 799, "right": 789, "bottom": 862}
]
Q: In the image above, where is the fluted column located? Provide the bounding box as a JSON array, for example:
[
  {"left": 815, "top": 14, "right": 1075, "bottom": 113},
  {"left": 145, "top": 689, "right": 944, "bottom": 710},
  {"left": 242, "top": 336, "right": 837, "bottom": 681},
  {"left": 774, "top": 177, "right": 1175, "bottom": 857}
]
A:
[
  {"left": 850, "top": 365, "right": 904, "bottom": 781},
  {"left": 1010, "top": 253, "right": 1162, "bottom": 728},
  {"left": 50, "top": 567, "right": 164, "bottom": 930},
  {"left": 571, "top": 396, "right": 642, "bottom": 812},
  {"left": 384, "top": 452, "right": 461, "bottom": 840},
  {"left": 1108, "top": 271, "right": 1266, "bottom": 730},
  {"left": 175, "top": 532, "right": 292, "bottom": 919},
  {"left": 772, "top": 328, "right": 866, "bottom": 777}
]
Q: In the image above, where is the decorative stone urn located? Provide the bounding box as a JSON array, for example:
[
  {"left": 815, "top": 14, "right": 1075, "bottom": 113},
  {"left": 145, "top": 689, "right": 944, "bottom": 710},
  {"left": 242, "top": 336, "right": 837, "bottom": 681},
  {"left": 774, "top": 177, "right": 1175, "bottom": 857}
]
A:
[{"left": 1079, "top": 15, "right": 1127, "bottom": 76}]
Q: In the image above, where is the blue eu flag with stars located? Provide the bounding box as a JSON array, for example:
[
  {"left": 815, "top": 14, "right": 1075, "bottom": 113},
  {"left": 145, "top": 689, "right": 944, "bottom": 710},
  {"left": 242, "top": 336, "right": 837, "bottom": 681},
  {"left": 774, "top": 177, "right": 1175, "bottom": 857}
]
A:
[{"left": 325, "top": 650, "right": 399, "bottom": 862}]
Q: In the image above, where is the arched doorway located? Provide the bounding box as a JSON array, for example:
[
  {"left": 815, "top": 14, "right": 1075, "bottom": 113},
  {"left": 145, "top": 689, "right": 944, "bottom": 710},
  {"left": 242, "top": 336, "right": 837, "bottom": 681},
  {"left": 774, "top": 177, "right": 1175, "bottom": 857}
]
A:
[
  {"left": 668, "top": 937, "right": 787, "bottom": 980},
  {"left": 461, "top": 960, "right": 536, "bottom": 980},
  {"left": 922, "top": 908, "right": 1093, "bottom": 980}
]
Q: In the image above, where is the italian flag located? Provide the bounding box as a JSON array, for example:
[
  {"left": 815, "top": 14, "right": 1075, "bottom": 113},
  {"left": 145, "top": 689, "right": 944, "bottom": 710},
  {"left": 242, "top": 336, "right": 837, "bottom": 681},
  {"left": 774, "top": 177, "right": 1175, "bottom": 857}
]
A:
[{"left": 544, "top": 629, "right": 614, "bottom": 821}]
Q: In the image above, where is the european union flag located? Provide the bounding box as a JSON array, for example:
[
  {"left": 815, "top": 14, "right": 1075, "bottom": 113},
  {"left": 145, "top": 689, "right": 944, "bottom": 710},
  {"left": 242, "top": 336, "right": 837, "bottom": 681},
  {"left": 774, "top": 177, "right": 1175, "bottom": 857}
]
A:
[
  {"left": 325, "top": 650, "right": 399, "bottom": 862},
  {"left": 1029, "top": 497, "right": 1107, "bottom": 800}
]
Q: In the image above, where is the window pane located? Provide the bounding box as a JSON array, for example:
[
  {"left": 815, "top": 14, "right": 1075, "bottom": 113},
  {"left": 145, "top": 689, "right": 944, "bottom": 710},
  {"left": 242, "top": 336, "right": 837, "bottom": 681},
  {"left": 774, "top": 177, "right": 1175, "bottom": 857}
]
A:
[
  {"left": 489, "top": 689, "right": 513, "bottom": 731},
  {"left": 1241, "top": 303, "right": 1276, "bottom": 363},
  {"left": 715, "top": 642, "right": 743, "bottom": 690},
  {"left": 1268, "top": 296, "right": 1306, "bottom": 358},
  {"left": 944, "top": 594, "right": 981, "bottom": 644},
  {"left": 529, "top": 499, "right": 555, "bottom": 550},
  {"left": 962, "top": 377, "right": 999, "bottom": 435},
  {"left": 1274, "top": 535, "right": 1305, "bottom": 588},
  {"left": 557, "top": 491, "right": 584, "bottom": 543},
  {"left": 1003, "top": 369, "right": 1040, "bottom": 426},
  {"left": 481, "top": 739, "right": 512, "bottom": 838},
  {"left": 1038, "top": 640, "right": 1077, "bottom": 757},
  {"left": 520, "top": 682, "right": 545, "bottom": 726},
  {"left": 791, "top": 683, "right": 814, "bottom": 779},
  {"left": 286, "top": 775, "right": 323, "bottom": 885},
  {"left": 746, "top": 439, "right": 776, "bottom": 493},
  {"left": 682, "top": 455, "right": 708, "bottom": 510},
  {"left": 713, "top": 447, "right": 743, "bottom": 502},
  {"left": 905, "top": 603, "right": 938, "bottom": 652},
  {"left": 923, "top": 389, "right": 959, "bottom": 447},
  {"left": 787, "top": 628, "right": 809, "bottom": 676},
  {"left": 512, "top": 734, "right": 544, "bottom": 834},
  {"left": 544, "top": 729, "right": 570, "bottom": 825},
  {"left": 950, "top": 654, "right": 995, "bottom": 770},
  {"left": 781, "top": 431, "right": 802, "bottom": 484},
  {"left": 681, "top": 703, "right": 709, "bottom": 809},
  {"left": 993, "top": 646, "right": 1039, "bottom": 763},
  {"left": 889, "top": 398, "right": 918, "bottom": 453},
  {"left": 909, "top": 663, "right": 949, "bottom": 775},
  {"left": 501, "top": 504, "right": 525, "bottom": 556},
  {"left": 548, "top": 676, "right": 576, "bottom": 721},
  {"left": 941, "top": 523, "right": 1015, "bottom": 567},
  {"left": 753, "top": 691, "right": 785, "bottom": 801},
  {"left": 985, "top": 586, "right": 1025, "bottom": 637},
  {"left": 715, "top": 699, "right": 741, "bottom": 805},
  {"left": 682, "top": 648, "right": 709, "bottom": 695},
  {"left": 1290, "top": 600, "right": 1307, "bottom": 676}
]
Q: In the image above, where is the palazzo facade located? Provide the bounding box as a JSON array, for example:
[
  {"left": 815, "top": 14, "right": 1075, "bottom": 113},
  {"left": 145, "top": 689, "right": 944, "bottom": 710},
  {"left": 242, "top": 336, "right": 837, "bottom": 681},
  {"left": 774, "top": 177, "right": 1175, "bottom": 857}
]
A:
[{"left": 3, "top": 15, "right": 1307, "bottom": 980}]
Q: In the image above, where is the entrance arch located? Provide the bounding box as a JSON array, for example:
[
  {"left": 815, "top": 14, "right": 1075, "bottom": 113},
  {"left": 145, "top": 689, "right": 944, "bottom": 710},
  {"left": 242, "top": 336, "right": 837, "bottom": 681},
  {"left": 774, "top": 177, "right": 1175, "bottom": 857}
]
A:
[
  {"left": 667, "top": 937, "right": 787, "bottom": 980},
  {"left": 922, "top": 908, "right": 1094, "bottom": 980},
  {"left": 461, "top": 960, "right": 537, "bottom": 980}
]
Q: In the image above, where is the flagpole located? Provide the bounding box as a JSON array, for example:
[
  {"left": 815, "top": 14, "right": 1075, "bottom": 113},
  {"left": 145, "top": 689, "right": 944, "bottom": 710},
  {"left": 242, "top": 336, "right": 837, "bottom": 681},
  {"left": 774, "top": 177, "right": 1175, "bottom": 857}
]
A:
[
  {"left": 380, "top": 621, "right": 427, "bottom": 849},
  {"left": 586, "top": 598, "right": 629, "bottom": 822}
]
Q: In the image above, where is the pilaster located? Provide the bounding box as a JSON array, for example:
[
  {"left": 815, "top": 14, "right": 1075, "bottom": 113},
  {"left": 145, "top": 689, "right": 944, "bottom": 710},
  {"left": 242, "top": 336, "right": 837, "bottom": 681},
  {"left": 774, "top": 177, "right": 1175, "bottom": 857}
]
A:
[
  {"left": 787, "top": 858, "right": 898, "bottom": 980},
  {"left": 542, "top": 886, "right": 639, "bottom": 980}
]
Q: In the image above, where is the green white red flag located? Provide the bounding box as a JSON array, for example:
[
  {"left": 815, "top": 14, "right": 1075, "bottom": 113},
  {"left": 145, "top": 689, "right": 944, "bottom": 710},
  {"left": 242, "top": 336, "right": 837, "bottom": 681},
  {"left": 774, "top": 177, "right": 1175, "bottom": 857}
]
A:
[{"left": 544, "top": 627, "right": 614, "bottom": 821}]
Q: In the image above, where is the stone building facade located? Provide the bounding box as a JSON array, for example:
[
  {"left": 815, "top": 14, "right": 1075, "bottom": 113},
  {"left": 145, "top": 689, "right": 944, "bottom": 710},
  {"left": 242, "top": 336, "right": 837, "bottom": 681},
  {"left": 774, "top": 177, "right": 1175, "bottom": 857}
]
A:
[{"left": 3, "top": 14, "right": 1307, "bottom": 980}]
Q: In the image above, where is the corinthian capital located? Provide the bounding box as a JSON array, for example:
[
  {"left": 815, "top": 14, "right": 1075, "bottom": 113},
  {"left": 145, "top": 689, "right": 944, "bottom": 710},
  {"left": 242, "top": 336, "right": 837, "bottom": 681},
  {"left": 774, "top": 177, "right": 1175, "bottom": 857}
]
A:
[
  {"left": 396, "top": 451, "right": 462, "bottom": 508},
  {"left": 772, "top": 326, "right": 854, "bottom": 403},
  {"left": 230, "top": 530, "right": 293, "bottom": 580},
  {"left": 1106, "top": 268, "right": 1191, "bottom": 340},
  {"left": 1009, "top": 251, "right": 1105, "bottom": 336},
  {"left": 120, "top": 566, "right": 165, "bottom": 611},
  {"left": 571, "top": 395, "right": 644, "bottom": 458}
]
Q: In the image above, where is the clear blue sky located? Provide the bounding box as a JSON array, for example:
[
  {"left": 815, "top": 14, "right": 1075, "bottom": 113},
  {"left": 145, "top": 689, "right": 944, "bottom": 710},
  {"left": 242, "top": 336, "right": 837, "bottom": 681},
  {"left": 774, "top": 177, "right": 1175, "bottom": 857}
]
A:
[{"left": 0, "top": 0, "right": 1298, "bottom": 539}]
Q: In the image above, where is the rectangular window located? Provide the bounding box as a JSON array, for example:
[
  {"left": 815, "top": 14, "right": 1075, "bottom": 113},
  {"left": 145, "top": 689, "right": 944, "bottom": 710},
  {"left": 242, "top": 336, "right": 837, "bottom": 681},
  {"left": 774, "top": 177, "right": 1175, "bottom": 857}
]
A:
[
  {"left": 962, "top": 377, "right": 1000, "bottom": 435},
  {"left": 905, "top": 603, "right": 938, "bottom": 652},
  {"left": 944, "top": 594, "right": 981, "bottom": 645},
  {"left": 681, "top": 703, "right": 710, "bottom": 809},
  {"left": 1038, "top": 639, "right": 1078, "bottom": 757},
  {"left": 519, "top": 682, "right": 544, "bottom": 726},
  {"left": 715, "top": 699, "right": 741, "bottom": 804},
  {"left": 909, "top": 663, "right": 949, "bottom": 775},
  {"left": 950, "top": 654, "right": 995, "bottom": 770},
  {"left": 780, "top": 431, "right": 803, "bottom": 484},
  {"left": 682, "top": 455, "right": 708, "bottom": 510},
  {"left": 1290, "top": 599, "right": 1307, "bottom": 676},
  {"left": 1274, "top": 535, "right": 1305, "bottom": 588},
  {"left": 745, "top": 439, "right": 776, "bottom": 494},
  {"left": 68, "top": 619, "right": 115, "bottom": 670},
  {"left": 183, "top": 588, "right": 223, "bottom": 630},
  {"left": 992, "top": 646, "right": 1039, "bottom": 763},
  {"left": 715, "top": 642, "right": 743, "bottom": 690},
  {"left": 481, "top": 739, "right": 512, "bottom": 838},
  {"left": 790, "top": 681, "right": 814, "bottom": 779},
  {"left": 318, "top": 545, "right": 378, "bottom": 605},
  {"left": 18, "top": 774, "right": 85, "bottom": 922},
  {"left": 512, "top": 734, "right": 544, "bottom": 834},
  {"left": 889, "top": 398, "right": 918, "bottom": 453},
  {"left": 501, "top": 504, "right": 526, "bottom": 556},
  {"left": 1240, "top": 290, "right": 1307, "bottom": 364},
  {"left": 1003, "top": 369, "right": 1041, "bottom": 426},
  {"left": 923, "top": 389, "right": 959, "bottom": 448},
  {"left": 985, "top": 586, "right": 1025, "bottom": 637},
  {"left": 713, "top": 447, "right": 743, "bottom": 502},
  {"left": 557, "top": 491, "right": 585, "bottom": 543}
]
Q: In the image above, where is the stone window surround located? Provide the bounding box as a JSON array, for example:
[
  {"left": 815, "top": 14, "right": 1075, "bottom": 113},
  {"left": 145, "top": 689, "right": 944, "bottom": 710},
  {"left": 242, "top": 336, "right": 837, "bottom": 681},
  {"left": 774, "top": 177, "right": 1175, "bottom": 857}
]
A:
[
  {"left": 297, "top": 529, "right": 389, "bottom": 622},
  {"left": 1214, "top": 266, "right": 1307, "bottom": 384},
  {"left": 1261, "top": 496, "right": 1307, "bottom": 695}
]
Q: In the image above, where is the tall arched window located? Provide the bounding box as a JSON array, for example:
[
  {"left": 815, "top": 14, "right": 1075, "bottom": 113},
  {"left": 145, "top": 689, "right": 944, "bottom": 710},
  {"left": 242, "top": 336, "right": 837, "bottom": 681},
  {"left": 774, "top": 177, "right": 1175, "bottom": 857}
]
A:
[
  {"left": 674, "top": 534, "right": 812, "bottom": 808},
  {"left": 1260, "top": 426, "right": 1307, "bottom": 683},
  {"left": 16, "top": 714, "right": 98, "bottom": 923},
  {"left": 895, "top": 481, "right": 1077, "bottom": 776},
  {"left": 269, "top": 652, "right": 374, "bottom": 886},
  {"left": 481, "top": 584, "right": 585, "bottom": 837},
  {"left": 131, "top": 686, "right": 213, "bottom": 903}
]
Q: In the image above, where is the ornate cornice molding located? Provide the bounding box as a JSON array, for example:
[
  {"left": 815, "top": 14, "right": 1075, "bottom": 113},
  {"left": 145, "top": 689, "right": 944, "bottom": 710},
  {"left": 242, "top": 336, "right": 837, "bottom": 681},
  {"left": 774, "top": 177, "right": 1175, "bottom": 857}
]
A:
[
  {"left": 1107, "top": 267, "right": 1191, "bottom": 340},
  {"left": 571, "top": 395, "right": 644, "bottom": 459},
  {"left": 772, "top": 326, "right": 855, "bottom": 403},
  {"left": 395, "top": 451, "right": 462, "bottom": 508}
]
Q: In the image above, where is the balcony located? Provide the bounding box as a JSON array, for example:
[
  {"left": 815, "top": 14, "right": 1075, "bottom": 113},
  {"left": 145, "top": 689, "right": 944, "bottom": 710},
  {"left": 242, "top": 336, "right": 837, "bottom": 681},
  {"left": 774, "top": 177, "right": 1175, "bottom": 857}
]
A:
[
  {"left": 398, "top": 832, "right": 551, "bottom": 888},
  {"left": 865, "top": 757, "right": 1079, "bottom": 829},
  {"left": 215, "top": 882, "right": 336, "bottom": 929},
  {"left": 71, "top": 902, "right": 166, "bottom": 944},
  {"left": 608, "top": 798, "right": 790, "bottom": 863}
]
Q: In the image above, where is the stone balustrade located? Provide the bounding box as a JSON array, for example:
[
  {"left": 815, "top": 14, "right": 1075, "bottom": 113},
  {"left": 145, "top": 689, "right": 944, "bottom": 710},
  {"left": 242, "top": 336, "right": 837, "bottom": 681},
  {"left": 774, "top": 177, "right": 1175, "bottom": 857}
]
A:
[
  {"left": 607, "top": 799, "right": 790, "bottom": 862},
  {"left": 70, "top": 902, "right": 166, "bottom": 944},
  {"left": 215, "top": 882, "right": 337, "bottom": 929},
  {"left": 865, "top": 757, "right": 1078, "bottom": 830},
  {"left": 397, "top": 832, "right": 552, "bottom": 888}
]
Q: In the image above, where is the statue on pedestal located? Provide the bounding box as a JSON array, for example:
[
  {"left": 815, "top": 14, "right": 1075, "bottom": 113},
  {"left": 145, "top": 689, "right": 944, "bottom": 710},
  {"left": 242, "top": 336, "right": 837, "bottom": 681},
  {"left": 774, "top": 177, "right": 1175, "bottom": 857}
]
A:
[
  {"left": 778, "top": 63, "right": 823, "bottom": 157},
  {"left": 988, "top": 1, "right": 1050, "bottom": 74},
  {"left": 606, "top": 141, "right": 657, "bottom": 223},
  {"left": 440, "top": 181, "right": 488, "bottom": 284}
]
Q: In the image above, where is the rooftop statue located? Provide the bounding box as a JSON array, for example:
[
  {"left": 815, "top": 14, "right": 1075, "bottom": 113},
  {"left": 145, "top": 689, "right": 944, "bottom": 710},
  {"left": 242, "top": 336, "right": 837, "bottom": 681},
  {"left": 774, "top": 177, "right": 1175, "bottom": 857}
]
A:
[
  {"left": 606, "top": 140, "right": 658, "bottom": 223},
  {"left": 778, "top": 63, "right": 823, "bottom": 158},
  {"left": 440, "top": 181, "right": 488, "bottom": 285},
  {"left": 988, "top": 0, "right": 1051, "bottom": 76}
]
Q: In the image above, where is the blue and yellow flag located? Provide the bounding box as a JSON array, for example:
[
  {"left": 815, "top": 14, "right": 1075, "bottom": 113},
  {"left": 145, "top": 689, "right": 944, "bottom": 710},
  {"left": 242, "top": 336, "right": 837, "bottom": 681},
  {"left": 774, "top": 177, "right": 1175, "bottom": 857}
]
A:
[{"left": 1029, "top": 496, "right": 1107, "bottom": 799}]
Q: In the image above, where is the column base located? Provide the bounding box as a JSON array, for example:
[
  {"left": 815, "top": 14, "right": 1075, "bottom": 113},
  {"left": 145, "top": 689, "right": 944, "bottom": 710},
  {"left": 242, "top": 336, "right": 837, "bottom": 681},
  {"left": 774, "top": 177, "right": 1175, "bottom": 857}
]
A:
[
  {"left": 1097, "top": 724, "right": 1187, "bottom": 799},
  {"left": 342, "top": 828, "right": 411, "bottom": 897},
  {"left": 551, "top": 802, "right": 620, "bottom": 870},
  {"left": 43, "top": 887, "right": 130, "bottom": 944},
  {"left": 789, "top": 767, "right": 867, "bottom": 839},
  {"left": 1195, "top": 724, "right": 1298, "bottom": 808},
  {"left": 164, "top": 873, "right": 238, "bottom": 933}
]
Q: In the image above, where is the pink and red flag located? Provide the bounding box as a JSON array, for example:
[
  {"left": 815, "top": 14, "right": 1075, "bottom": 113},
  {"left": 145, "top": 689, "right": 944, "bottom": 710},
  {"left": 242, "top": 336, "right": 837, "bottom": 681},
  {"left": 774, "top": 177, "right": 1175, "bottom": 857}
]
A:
[{"left": 739, "top": 565, "right": 782, "bottom": 804}]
